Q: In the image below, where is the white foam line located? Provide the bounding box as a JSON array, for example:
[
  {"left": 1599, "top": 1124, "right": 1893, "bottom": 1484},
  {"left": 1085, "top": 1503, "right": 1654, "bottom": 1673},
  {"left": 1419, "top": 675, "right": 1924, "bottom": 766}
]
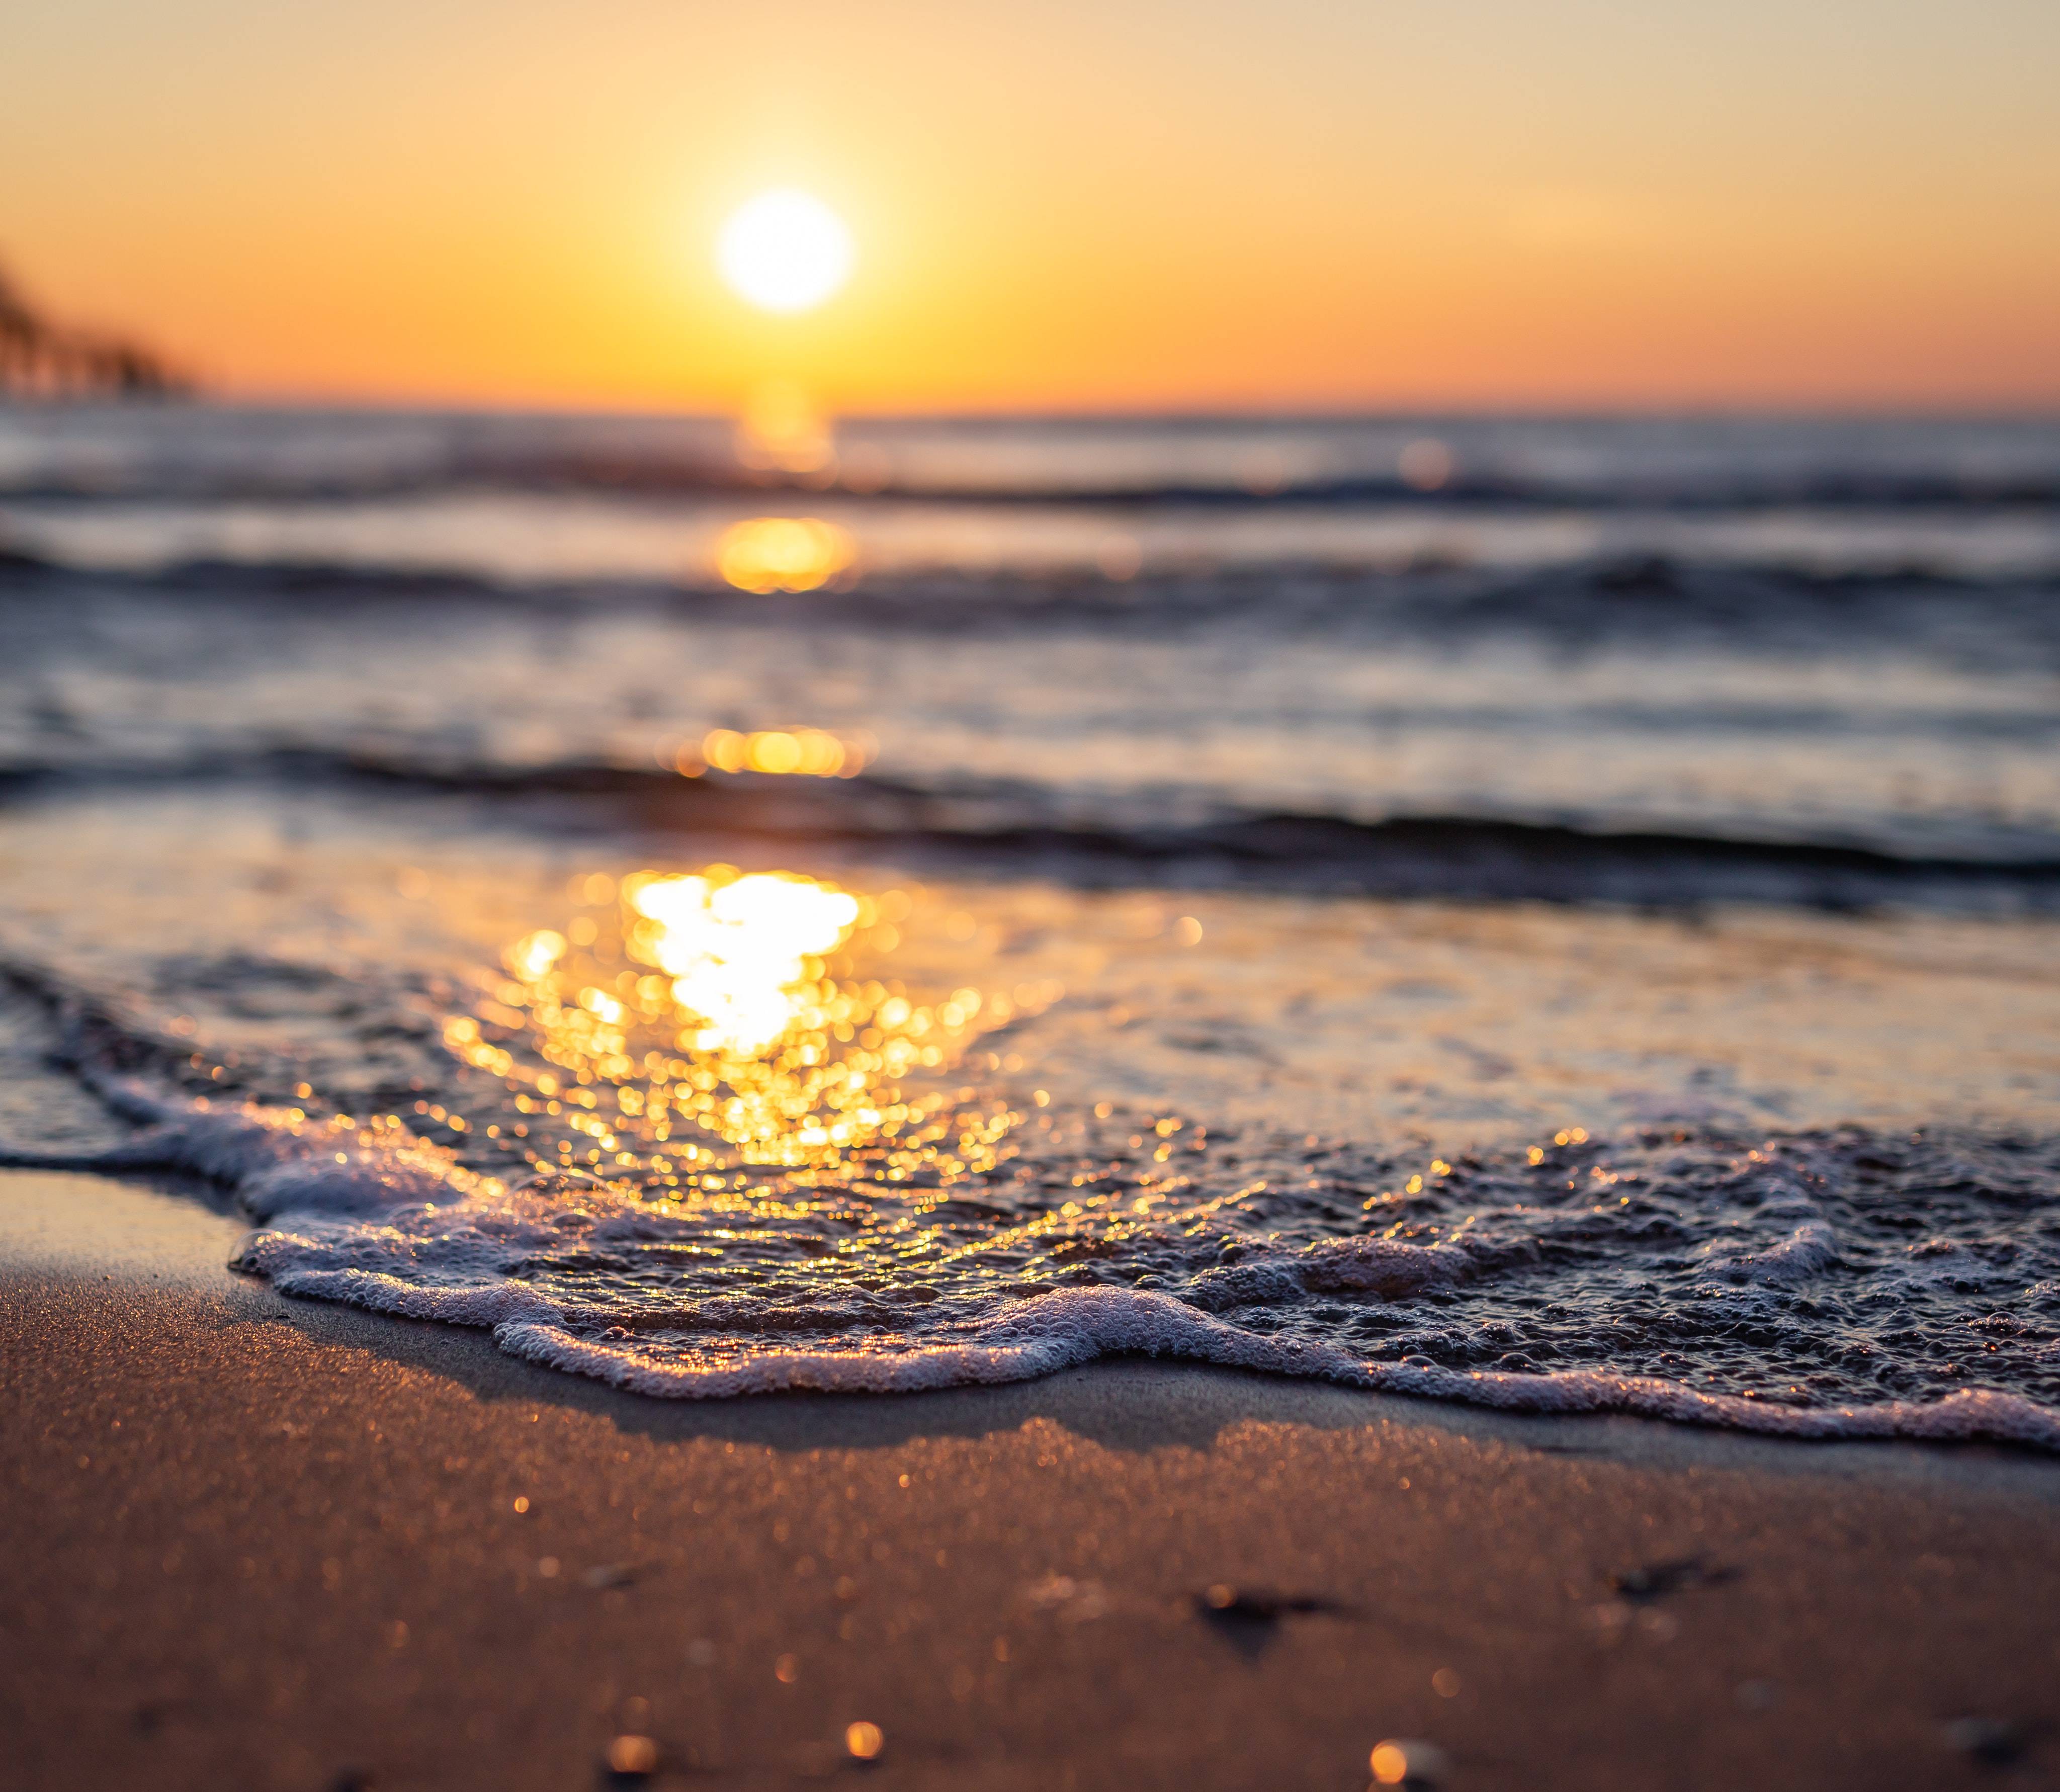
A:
[
  {"left": 409, "top": 1277, "right": 2060, "bottom": 1451},
  {"left": 10, "top": 1091, "right": 2059, "bottom": 1450}
]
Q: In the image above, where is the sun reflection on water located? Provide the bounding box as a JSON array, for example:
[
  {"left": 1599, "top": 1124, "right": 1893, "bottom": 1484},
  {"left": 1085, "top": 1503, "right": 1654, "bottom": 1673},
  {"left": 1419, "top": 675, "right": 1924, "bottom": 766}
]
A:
[
  {"left": 632, "top": 870, "right": 860, "bottom": 1053},
  {"left": 421, "top": 869, "right": 1278, "bottom": 1351},
  {"left": 715, "top": 516, "right": 853, "bottom": 592},
  {"left": 686, "top": 726, "right": 872, "bottom": 778},
  {"left": 733, "top": 379, "right": 837, "bottom": 475},
  {"left": 447, "top": 866, "right": 1046, "bottom": 1202}
]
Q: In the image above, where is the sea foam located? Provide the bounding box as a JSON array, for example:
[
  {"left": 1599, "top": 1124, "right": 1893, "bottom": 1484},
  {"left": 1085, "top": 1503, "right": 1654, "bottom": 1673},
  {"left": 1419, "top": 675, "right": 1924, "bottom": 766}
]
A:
[{"left": 8, "top": 1081, "right": 2059, "bottom": 1450}]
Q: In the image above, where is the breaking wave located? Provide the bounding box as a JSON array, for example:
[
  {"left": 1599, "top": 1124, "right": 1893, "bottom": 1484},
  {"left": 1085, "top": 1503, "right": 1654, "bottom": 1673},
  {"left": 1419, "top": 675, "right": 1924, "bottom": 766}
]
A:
[{"left": 7, "top": 1055, "right": 2057, "bottom": 1448}]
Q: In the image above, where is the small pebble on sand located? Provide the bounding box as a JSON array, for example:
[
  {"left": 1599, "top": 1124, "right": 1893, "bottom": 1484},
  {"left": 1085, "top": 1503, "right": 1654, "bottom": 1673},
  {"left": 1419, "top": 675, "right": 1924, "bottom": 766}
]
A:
[
  {"left": 1370, "top": 1738, "right": 1450, "bottom": 1786},
  {"left": 603, "top": 1734, "right": 658, "bottom": 1779},
  {"left": 846, "top": 1721, "right": 885, "bottom": 1761}
]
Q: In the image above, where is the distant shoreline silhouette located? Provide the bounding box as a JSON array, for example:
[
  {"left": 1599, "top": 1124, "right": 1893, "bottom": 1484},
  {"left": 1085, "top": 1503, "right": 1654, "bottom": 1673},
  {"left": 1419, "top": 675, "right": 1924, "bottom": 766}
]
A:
[{"left": 0, "top": 263, "right": 186, "bottom": 400}]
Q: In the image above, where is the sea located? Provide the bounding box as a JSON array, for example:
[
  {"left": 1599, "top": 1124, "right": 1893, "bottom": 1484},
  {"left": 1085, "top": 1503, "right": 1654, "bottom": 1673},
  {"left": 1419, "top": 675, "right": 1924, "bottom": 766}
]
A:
[{"left": 3, "top": 403, "right": 2058, "bottom": 1444}]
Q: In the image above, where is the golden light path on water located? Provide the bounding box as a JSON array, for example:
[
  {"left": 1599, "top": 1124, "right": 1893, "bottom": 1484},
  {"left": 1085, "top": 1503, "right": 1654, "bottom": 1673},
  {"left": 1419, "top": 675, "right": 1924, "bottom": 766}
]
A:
[
  {"left": 714, "top": 516, "right": 853, "bottom": 592},
  {"left": 448, "top": 866, "right": 1055, "bottom": 1196},
  {"left": 686, "top": 726, "right": 871, "bottom": 778},
  {"left": 633, "top": 872, "right": 861, "bottom": 1054},
  {"left": 427, "top": 865, "right": 1255, "bottom": 1325}
]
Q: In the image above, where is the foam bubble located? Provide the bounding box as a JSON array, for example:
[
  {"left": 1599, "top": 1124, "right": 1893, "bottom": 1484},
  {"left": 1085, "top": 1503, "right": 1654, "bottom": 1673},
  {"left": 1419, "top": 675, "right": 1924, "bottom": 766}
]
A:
[{"left": 7, "top": 1086, "right": 2057, "bottom": 1450}]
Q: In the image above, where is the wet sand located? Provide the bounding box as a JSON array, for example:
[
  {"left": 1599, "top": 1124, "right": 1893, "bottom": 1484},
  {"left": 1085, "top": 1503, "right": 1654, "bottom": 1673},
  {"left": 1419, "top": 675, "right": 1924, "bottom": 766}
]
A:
[{"left": 4, "top": 1170, "right": 2058, "bottom": 1791}]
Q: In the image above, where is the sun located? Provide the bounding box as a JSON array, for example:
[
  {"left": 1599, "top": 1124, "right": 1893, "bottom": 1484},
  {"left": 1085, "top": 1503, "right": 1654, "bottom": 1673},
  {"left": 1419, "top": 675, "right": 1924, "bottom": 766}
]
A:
[{"left": 716, "top": 190, "right": 854, "bottom": 315}]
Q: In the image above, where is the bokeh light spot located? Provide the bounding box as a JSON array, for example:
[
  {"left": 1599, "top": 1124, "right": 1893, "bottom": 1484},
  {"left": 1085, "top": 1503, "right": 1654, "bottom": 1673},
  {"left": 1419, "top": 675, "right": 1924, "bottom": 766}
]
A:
[{"left": 715, "top": 516, "right": 853, "bottom": 593}]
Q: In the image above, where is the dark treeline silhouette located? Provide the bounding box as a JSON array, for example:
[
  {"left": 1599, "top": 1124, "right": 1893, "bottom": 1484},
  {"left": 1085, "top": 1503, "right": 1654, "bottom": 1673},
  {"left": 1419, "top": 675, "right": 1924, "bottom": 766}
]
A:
[{"left": 0, "top": 263, "right": 187, "bottom": 400}]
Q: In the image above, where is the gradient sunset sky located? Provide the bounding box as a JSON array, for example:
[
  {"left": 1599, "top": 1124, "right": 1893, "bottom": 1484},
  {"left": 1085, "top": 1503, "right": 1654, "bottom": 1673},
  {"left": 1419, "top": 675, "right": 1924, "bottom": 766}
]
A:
[{"left": 6, "top": 0, "right": 2057, "bottom": 411}]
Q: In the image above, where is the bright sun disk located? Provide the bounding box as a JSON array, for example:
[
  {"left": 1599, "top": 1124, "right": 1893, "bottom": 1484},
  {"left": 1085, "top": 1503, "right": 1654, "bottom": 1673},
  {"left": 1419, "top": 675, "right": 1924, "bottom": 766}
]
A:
[{"left": 717, "top": 190, "right": 853, "bottom": 315}]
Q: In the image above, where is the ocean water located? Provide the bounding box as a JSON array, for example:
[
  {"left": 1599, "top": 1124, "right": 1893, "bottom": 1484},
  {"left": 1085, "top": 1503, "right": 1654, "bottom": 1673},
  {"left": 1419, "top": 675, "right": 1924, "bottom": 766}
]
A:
[{"left": 3, "top": 404, "right": 2059, "bottom": 1444}]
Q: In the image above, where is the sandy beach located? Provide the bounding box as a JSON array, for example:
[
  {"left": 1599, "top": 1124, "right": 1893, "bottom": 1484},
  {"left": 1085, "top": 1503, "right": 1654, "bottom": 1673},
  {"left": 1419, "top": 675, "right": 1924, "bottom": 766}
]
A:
[{"left": 5, "top": 1167, "right": 2056, "bottom": 1791}]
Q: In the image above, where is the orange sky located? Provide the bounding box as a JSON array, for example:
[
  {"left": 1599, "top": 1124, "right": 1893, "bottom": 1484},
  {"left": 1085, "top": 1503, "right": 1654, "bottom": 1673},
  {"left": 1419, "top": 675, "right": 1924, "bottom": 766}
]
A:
[{"left": 6, "top": 0, "right": 2057, "bottom": 411}]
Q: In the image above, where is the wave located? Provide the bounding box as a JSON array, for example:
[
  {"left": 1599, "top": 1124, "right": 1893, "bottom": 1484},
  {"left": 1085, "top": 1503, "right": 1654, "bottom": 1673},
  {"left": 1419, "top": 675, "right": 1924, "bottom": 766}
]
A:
[
  {"left": 6, "top": 747, "right": 2057, "bottom": 910},
  {"left": 11, "top": 542, "right": 2060, "bottom": 606},
  {"left": 8, "top": 494, "right": 2060, "bottom": 588},
  {"left": 14, "top": 468, "right": 2060, "bottom": 511},
  {"left": 4, "top": 1062, "right": 2056, "bottom": 1449},
  {"left": 6, "top": 407, "right": 2060, "bottom": 510}
]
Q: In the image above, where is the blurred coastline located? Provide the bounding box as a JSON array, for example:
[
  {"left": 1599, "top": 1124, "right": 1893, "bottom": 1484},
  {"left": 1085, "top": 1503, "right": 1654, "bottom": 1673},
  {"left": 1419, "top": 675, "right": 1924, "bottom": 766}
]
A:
[{"left": 0, "top": 265, "right": 185, "bottom": 402}]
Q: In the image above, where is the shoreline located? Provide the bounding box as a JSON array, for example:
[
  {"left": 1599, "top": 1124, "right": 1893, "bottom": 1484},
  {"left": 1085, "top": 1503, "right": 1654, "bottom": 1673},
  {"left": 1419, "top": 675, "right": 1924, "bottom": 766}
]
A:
[{"left": 5, "top": 1169, "right": 2060, "bottom": 1789}]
